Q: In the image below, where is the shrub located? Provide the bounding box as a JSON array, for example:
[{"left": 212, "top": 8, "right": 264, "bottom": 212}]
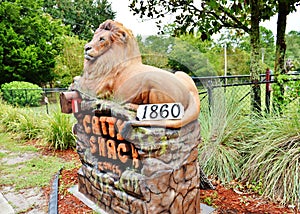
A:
[
  {"left": 198, "top": 86, "right": 248, "bottom": 183},
  {"left": 1, "top": 81, "right": 42, "bottom": 107},
  {"left": 241, "top": 111, "right": 300, "bottom": 207},
  {"left": 43, "top": 110, "right": 75, "bottom": 150},
  {"left": 0, "top": 99, "right": 44, "bottom": 139}
]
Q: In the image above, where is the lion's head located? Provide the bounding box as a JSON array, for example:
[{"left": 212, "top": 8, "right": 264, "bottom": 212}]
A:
[{"left": 83, "top": 20, "right": 142, "bottom": 80}]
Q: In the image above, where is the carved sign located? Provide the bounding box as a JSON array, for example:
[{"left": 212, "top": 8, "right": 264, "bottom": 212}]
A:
[{"left": 81, "top": 113, "right": 140, "bottom": 177}]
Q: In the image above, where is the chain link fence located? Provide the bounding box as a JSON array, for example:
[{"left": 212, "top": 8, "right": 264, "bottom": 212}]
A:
[
  {"left": 0, "top": 88, "right": 68, "bottom": 114},
  {"left": 1, "top": 72, "right": 299, "bottom": 115},
  {"left": 193, "top": 72, "right": 300, "bottom": 114}
]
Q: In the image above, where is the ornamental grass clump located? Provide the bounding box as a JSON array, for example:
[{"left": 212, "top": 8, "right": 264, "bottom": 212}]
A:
[
  {"left": 0, "top": 99, "right": 44, "bottom": 139},
  {"left": 241, "top": 111, "right": 300, "bottom": 208},
  {"left": 43, "top": 109, "right": 75, "bottom": 150},
  {"left": 198, "top": 86, "right": 248, "bottom": 183}
]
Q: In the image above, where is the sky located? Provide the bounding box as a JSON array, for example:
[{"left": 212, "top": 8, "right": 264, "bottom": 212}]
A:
[{"left": 110, "top": 0, "right": 300, "bottom": 37}]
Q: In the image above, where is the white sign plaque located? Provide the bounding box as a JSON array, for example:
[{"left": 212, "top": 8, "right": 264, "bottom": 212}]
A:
[{"left": 137, "top": 103, "right": 184, "bottom": 121}]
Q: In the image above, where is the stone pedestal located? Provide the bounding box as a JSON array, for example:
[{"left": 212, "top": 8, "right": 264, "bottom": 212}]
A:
[{"left": 72, "top": 99, "right": 202, "bottom": 214}]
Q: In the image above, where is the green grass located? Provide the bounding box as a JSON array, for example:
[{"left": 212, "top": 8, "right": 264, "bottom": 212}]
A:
[
  {"left": 0, "top": 100, "right": 77, "bottom": 190},
  {"left": 240, "top": 112, "right": 300, "bottom": 207},
  {"left": 0, "top": 100, "right": 76, "bottom": 150},
  {"left": 199, "top": 86, "right": 248, "bottom": 182},
  {"left": 0, "top": 131, "right": 76, "bottom": 190},
  {"left": 0, "top": 155, "right": 75, "bottom": 190},
  {"left": 0, "top": 132, "right": 38, "bottom": 153},
  {"left": 0, "top": 152, "right": 7, "bottom": 158}
]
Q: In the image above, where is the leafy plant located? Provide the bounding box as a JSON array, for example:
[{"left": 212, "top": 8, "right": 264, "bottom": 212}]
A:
[
  {"left": 0, "top": 0, "right": 67, "bottom": 85},
  {"left": 1, "top": 81, "right": 42, "bottom": 107},
  {"left": 0, "top": 99, "right": 75, "bottom": 151},
  {"left": 198, "top": 85, "right": 248, "bottom": 183},
  {"left": 241, "top": 112, "right": 300, "bottom": 207},
  {"left": 0, "top": 99, "right": 44, "bottom": 139},
  {"left": 43, "top": 109, "right": 76, "bottom": 150}
]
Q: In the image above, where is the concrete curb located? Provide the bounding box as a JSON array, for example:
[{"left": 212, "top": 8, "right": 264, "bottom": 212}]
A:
[{"left": 0, "top": 192, "right": 14, "bottom": 214}]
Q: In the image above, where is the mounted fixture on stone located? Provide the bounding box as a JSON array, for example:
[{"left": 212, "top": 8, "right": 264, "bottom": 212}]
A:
[{"left": 60, "top": 19, "right": 213, "bottom": 214}]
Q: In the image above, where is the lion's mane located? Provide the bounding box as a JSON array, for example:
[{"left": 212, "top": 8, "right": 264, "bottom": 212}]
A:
[
  {"left": 74, "top": 20, "right": 200, "bottom": 128},
  {"left": 83, "top": 20, "right": 142, "bottom": 80}
]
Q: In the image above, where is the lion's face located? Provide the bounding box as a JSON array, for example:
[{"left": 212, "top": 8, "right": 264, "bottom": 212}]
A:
[
  {"left": 84, "top": 20, "right": 131, "bottom": 61},
  {"left": 84, "top": 29, "right": 112, "bottom": 61}
]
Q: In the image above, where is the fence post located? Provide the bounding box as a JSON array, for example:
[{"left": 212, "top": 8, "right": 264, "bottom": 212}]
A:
[
  {"left": 207, "top": 80, "right": 213, "bottom": 110},
  {"left": 25, "top": 89, "right": 28, "bottom": 105},
  {"left": 265, "top": 68, "right": 271, "bottom": 113},
  {"left": 44, "top": 88, "right": 49, "bottom": 115}
]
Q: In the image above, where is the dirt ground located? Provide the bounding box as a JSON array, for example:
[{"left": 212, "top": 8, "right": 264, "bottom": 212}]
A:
[{"left": 43, "top": 148, "right": 298, "bottom": 214}]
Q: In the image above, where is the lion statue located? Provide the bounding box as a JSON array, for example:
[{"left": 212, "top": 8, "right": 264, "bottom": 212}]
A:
[{"left": 74, "top": 20, "right": 200, "bottom": 128}]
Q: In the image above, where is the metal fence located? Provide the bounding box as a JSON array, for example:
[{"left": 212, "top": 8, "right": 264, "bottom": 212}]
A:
[
  {"left": 1, "top": 72, "right": 299, "bottom": 115},
  {"left": 0, "top": 88, "right": 68, "bottom": 114},
  {"left": 193, "top": 72, "right": 300, "bottom": 114}
]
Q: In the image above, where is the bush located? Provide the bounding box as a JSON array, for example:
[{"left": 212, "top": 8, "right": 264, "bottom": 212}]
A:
[
  {"left": 198, "top": 86, "right": 248, "bottom": 182},
  {"left": 241, "top": 112, "right": 300, "bottom": 207},
  {"left": 0, "top": 99, "right": 44, "bottom": 139},
  {"left": 1, "top": 81, "right": 42, "bottom": 107},
  {"left": 42, "top": 110, "right": 76, "bottom": 150}
]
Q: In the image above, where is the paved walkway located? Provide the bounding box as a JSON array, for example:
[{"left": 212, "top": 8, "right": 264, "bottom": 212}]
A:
[{"left": 0, "top": 192, "right": 14, "bottom": 214}]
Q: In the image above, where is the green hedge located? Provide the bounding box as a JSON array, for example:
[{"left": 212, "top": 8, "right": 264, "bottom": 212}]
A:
[{"left": 1, "top": 81, "right": 42, "bottom": 107}]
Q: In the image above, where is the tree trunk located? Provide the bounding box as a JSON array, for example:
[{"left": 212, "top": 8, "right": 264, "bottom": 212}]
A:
[
  {"left": 250, "top": 0, "right": 262, "bottom": 113},
  {"left": 273, "top": 0, "right": 289, "bottom": 112}
]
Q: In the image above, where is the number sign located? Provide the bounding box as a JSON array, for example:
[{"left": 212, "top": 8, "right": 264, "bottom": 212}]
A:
[{"left": 137, "top": 103, "right": 184, "bottom": 121}]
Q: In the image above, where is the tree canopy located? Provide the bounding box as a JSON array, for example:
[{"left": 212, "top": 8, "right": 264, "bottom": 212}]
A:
[
  {"left": 128, "top": 0, "right": 299, "bottom": 112},
  {"left": 43, "top": 0, "right": 115, "bottom": 40},
  {"left": 0, "top": 0, "right": 67, "bottom": 86}
]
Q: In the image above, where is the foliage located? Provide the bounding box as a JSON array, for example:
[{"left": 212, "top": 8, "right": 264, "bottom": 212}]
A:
[
  {"left": 138, "top": 34, "right": 218, "bottom": 76},
  {"left": 240, "top": 111, "right": 300, "bottom": 207},
  {"left": 0, "top": 0, "right": 67, "bottom": 86},
  {"left": 137, "top": 35, "right": 173, "bottom": 69},
  {"left": 168, "top": 35, "right": 216, "bottom": 76},
  {"left": 273, "top": 1, "right": 300, "bottom": 112},
  {"left": 0, "top": 100, "right": 44, "bottom": 140},
  {"left": 272, "top": 74, "right": 300, "bottom": 111},
  {"left": 286, "top": 31, "right": 300, "bottom": 71},
  {"left": 0, "top": 99, "right": 75, "bottom": 150},
  {"left": 1, "top": 81, "right": 42, "bottom": 107},
  {"left": 237, "top": 27, "right": 275, "bottom": 69},
  {"left": 42, "top": 109, "right": 76, "bottom": 150},
  {"left": 43, "top": 0, "right": 115, "bottom": 40},
  {"left": 199, "top": 85, "right": 248, "bottom": 183},
  {"left": 53, "top": 36, "right": 87, "bottom": 87},
  {"left": 0, "top": 132, "right": 75, "bottom": 190},
  {"left": 128, "top": 0, "right": 279, "bottom": 112},
  {"left": 129, "top": 0, "right": 275, "bottom": 36}
]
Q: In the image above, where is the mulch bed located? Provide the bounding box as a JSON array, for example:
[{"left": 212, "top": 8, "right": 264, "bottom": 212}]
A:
[{"left": 42, "top": 147, "right": 297, "bottom": 214}]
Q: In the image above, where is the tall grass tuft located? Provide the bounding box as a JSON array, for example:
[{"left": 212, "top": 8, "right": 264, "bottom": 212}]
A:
[
  {"left": 0, "top": 99, "right": 75, "bottom": 150},
  {"left": 42, "top": 109, "right": 75, "bottom": 150},
  {"left": 0, "top": 99, "right": 44, "bottom": 139},
  {"left": 241, "top": 111, "right": 300, "bottom": 207},
  {"left": 199, "top": 86, "right": 248, "bottom": 182}
]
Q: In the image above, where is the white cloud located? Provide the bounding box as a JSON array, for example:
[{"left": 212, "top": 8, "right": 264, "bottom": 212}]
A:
[
  {"left": 110, "top": 0, "right": 159, "bottom": 36},
  {"left": 109, "top": 1, "right": 300, "bottom": 36}
]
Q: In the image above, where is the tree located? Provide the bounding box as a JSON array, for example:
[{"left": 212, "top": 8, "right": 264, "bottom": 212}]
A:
[
  {"left": 52, "top": 36, "right": 86, "bottom": 88},
  {"left": 273, "top": 0, "right": 300, "bottom": 111},
  {"left": 138, "top": 34, "right": 217, "bottom": 76},
  {"left": 129, "top": 0, "right": 277, "bottom": 112},
  {"left": 0, "top": 0, "right": 67, "bottom": 86},
  {"left": 43, "top": 0, "right": 115, "bottom": 40},
  {"left": 237, "top": 27, "right": 275, "bottom": 70},
  {"left": 286, "top": 31, "right": 300, "bottom": 70}
]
